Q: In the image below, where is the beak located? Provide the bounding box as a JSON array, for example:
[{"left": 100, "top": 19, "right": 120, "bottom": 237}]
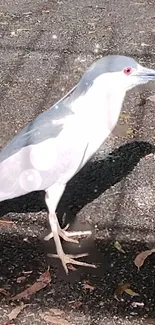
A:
[{"left": 137, "top": 67, "right": 155, "bottom": 80}]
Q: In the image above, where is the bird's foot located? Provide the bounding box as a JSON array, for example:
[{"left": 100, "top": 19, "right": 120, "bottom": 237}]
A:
[
  {"left": 48, "top": 252, "right": 96, "bottom": 274},
  {"left": 44, "top": 223, "right": 92, "bottom": 243}
]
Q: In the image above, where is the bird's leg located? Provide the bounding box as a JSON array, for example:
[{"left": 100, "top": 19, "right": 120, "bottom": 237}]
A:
[
  {"left": 44, "top": 213, "right": 92, "bottom": 243},
  {"left": 47, "top": 212, "right": 96, "bottom": 273},
  {"left": 45, "top": 185, "right": 92, "bottom": 242},
  {"left": 44, "top": 220, "right": 92, "bottom": 242},
  {"left": 44, "top": 185, "right": 95, "bottom": 272}
]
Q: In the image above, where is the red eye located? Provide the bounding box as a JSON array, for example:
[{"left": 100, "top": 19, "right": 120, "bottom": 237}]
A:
[{"left": 123, "top": 67, "right": 132, "bottom": 75}]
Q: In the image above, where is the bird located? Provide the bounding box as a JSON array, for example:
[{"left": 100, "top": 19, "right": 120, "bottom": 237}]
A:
[{"left": 1, "top": 55, "right": 155, "bottom": 273}]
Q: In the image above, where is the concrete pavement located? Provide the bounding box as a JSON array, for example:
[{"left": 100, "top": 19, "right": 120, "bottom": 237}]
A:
[{"left": 0, "top": 0, "right": 155, "bottom": 324}]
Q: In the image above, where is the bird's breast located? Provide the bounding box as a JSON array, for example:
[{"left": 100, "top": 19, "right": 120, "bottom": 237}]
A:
[{"left": 74, "top": 92, "right": 124, "bottom": 167}]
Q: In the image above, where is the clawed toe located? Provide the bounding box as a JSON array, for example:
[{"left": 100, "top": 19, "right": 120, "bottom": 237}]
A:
[
  {"left": 44, "top": 232, "right": 54, "bottom": 241},
  {"left": 44, "top": 224, "right": 92, "bottom": 243},
  {"left": 48, "top": 252, "right": 96, "bottom": 274},
  {"left": 45, "top": 213, "right": 95, "bottom": 273}
]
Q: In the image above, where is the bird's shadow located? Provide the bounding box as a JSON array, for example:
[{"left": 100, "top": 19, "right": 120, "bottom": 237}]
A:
[{"left": 0, "top": 141, "right": 154, "bottom": 222}]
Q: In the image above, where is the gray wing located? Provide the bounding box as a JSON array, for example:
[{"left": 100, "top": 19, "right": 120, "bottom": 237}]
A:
[
  {"left": 0, "top": 85, "right": 77, "bottom": 164},
  {"left": 0, "top": 84, "right": 89, "bottom": 202},
  {"left": 0, "top": 121, "right": 88, "bottom": 202}
]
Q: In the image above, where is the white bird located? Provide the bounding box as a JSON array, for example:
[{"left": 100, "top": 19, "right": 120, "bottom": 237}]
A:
[{"left": 1, "top": 55, "right": 155, "bottom": 273}]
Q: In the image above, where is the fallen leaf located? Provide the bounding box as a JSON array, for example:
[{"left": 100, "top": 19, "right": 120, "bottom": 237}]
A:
[
  {"left": 124, "top": 288, "right": 139, "bottom": 297},
  {"left": 39, "top": 311, "right": 70, "bottom": 325},
  {"left": 11, "top": 270, "right": 51, "bottom": 300},
  {"left": 145, "top": 153, "right": 153, "bottom": 159},
  {"left": 48, "top": 308, "right": 64, "bottom": 316},
  {"left": 8, "top": 303, "right": 26, "bottom": 321},
  {"left": 114, "top": 284, "right": 139, "bottom": 299},
  {"left": 10, "top": 28, "right": 29, "bottom": 37},
  {"left": 114, "top": 283, "right": 131, "bottom": 298},
  {"left": 11, "top": 31, "right": 17, "bottom": 36},
  {"left": 17, "top": 28, "right": 30, "bottom": 33},
  {"left": 2, "top": 322, "right": 16, "bottom": 325},
  {"left": 126, "top": 128, "right": 134, "bottom": 136},
  {"left": 16, "top": 276, "right": 26, "bottom": 283},
  {"left": 22, "top": 270, "right": 33, "bottom": 275},
  {"left": 83, "top": 280, "right": 96, "bottom": 291},
  {"left": 23, "top": 11, "right": 33, "bottom": 16},
  {"left": 42, "top": 10, "right": 50, "bottom": 13},
  {"left": 0, "top": 220, "right": 14, "bottom": 226},
  {"left": 114, "top": 241, "right": 125, "bottom": 253},
  {"left": 0, "top": 288, "right": 10, "bottom": 297},
  {"left": 41, "top": 315, "right": 69, "bottom": 325},
  {"left": 131, "top": 301, "right": 144, "bottom": 308},
  {"left": 147, "top": 94, "right": 155, "bottom": 102},
  {"left": 68, "top": 300, "right": 83, "bottom": 309},
  {"left": 134, "top": 249, "right": 155, "bottom": 269},
  {"left": 141, "top": 42, "right": 150, "bottom": 47},
  {"left": 120, "top": 112, "right": 130, "bottom": 120}
]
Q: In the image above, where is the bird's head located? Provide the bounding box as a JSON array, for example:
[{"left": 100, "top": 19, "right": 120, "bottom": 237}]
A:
[
  {"left": 70, "top": 55, "right": 155, "bottom": 128},
  {"left": 78, "top": 55, "right": 155, "bottom": 96},
  {"left": 106, "top": 55, "right": 155, "bottom": 91}
]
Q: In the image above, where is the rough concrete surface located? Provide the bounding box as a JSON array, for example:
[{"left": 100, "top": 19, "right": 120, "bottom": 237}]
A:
[{"left": 0, "top": 0, "right": 155, "bottom": 324}]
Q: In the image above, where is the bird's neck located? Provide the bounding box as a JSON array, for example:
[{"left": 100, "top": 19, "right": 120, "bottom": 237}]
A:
[{"left": 71, "top": 76, "right": 126, "bottom": 135}]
